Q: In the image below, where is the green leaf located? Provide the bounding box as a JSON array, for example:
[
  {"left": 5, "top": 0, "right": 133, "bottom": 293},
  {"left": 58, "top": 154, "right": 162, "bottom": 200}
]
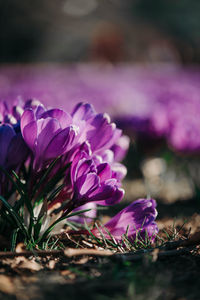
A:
[
  {"left": 84, "top": 220, "right": 103, "bottom": 245},
  {"left": 31, "top": 157, "right": 65, "bottom": 199},
  {"left": 47, "top": 183, "right": 65, "bottom": 203},
  {"left": 34, "top": 214, "right": 45, "bottom": 240},
  {"left": 11, "top": 171, "right": 25, "bottom": 194},
  {"left": 11, "top": 228, "right": 19, "bottom": 251},
  {"left": 0, "top": 195, "right": 30, "bottom": 240},
  {"left": 34, "top": 163, "right": 70, "bottom": 204},
  {"left": 0, "top": 165, "right": 23, "bottom": 196},
  {"left": 66, "top": 208, "right": 91, "bottom": 219},
  {"left": 12, "top": 170, "right": 35, "bottom": 236},
  {"left": 12, "top": 171, "right": 33, "bottom": 213}
]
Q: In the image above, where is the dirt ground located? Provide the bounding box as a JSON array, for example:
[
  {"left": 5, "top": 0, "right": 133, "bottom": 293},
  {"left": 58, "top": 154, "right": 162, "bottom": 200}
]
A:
[{"left": 0, "top": 197, "right": 200, "bottom": 300}]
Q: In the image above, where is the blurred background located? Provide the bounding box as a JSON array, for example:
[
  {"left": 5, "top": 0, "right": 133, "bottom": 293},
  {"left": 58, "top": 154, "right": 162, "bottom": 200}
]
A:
[
  {"left": 0, "top": 0, "right": 200, "bottom": 64},
  {"left": 1, "top": 0, "right": 200, "bottom": 213}
]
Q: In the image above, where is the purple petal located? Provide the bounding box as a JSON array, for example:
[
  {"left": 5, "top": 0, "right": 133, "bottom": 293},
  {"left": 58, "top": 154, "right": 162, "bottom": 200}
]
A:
[
  {"left": 20, "top": 109, "right": 35, "bottom": 130},
  {"left": 0, "top": 125, "right": 15, "bottom": 166},
  {"left": 87, "top": 114, "right": 114, "bottom": 151},
  {"left": 35, "top": 105, "right": 46, "bottom": 119},
  {"left": 6, "top": 133, "right": 29, "bottom": 169},
  {"left": 75, "top": 159, "right": 94, "bottom": 181},
  {"left": 111, "top": 163, "right": 127, "bottom": 181},
  {"left": 37, "top": 118, "right": 60, "bottom": 152},
  {"left": 22, "top": 121, "right": 37, "bottom": 150},
  {"left": 71, "top": 102, "right": 95, "bottom": 122},
  {"left": 97, "top": 163, "right": 112, "bottom": 182},
  {"left": 70, "top": 154, "right": 89, "bottom": 184},
  {"left": 111, "top": 135, "right": 130, "bottom": 162},
  {"left": 89, "top": 184, "right": 116, "bottom": 201},
  {"left": 95, "top": 187, "right": 124, "bottom": 205},
  {"left": 76, "top": 173, "right": 99, "bottom": 196},
  {"left": 45, "top": 127, "right": 76, "bottom": 159},
  {"left": 42, "top": 109, "right": 73, "bottom": 128},
  {"left": 99, "top": 150, "right": 114, "bottom": 164}
]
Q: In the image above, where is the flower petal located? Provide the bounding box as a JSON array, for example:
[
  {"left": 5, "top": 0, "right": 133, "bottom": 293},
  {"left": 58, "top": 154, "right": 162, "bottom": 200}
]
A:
[
  {"left": 0, "top": 125, "right": 15, "bottom": 166},
  {"left": 94, "top": 187, "right": 124, "bottom": 205},
  {"left": 37, "top": 118, "right": 60, "bottom": 153},
  {"left": 97, "top": 163, "right": 112, "bottom": 182},
  {"left": 21, "top": 109, "right": 35, "bottom": 130},
  {"left": 22, "top": 121, "right": 37, "bottom": 150},
  {"left": 42, "top": 109, "right": 73, "bottom": 128},
  {"left": 45, "top": 127, "right": 76, "bottom": 159},
  {"left": 111, "top": 135, "right": 130, "bottom": 162},
  {"left": 71, "top": 102, "right": 95, "bottom": 122},
  {"left": 76, "top": 173, "right": 99, "bottom": 197}
]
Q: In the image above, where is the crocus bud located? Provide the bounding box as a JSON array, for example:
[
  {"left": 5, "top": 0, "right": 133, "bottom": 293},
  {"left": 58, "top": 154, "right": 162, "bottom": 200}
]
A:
[{"left": 92, "top": 198, "right": 158, "bottom": 242}]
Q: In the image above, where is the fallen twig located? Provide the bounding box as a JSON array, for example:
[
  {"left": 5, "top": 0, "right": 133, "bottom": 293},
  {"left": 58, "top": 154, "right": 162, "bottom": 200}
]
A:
[
  {"left": 0, "top": 248, "right": 113, "bottom": 259},
  {"left": 64, "top": 248, "right": 113, "bottom": 257},
  {"left": 0, "top": 250, "right": 63, "bottom": 258}
]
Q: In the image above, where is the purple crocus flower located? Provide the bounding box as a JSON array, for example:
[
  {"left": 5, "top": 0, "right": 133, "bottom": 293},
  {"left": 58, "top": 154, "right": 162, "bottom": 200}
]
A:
[
  {"left": 51, "top": 145, "right": 126, "bottom": 215},
  {"left": 70, "top": 151, "right": 124, "bottom": 207},
  {"left": 48, "top": 103, "right": 128, "bottom": 213},
  {"left": 20, "top": 105, "right": 78, "bottom": 171},
  {"left": 71, "top": 102, "right": 122, "bottom": 155},
  {"left": 57, "top": 147, "right": 124, "bottom": 214},
  {"left": 0, "top": 124, "right": 28, "bottom": 171},
  {"left": 1, "top": 65, "right": 200, "bottom": 155},
  {"left": 0, "top": 123, "right": 29, "bottom": 196},
  {"left": 0, "top": 100, "right": 29, "bottom": 189},
  {"left": 91, "top": 198, "right": 158, "bottom": 242}
]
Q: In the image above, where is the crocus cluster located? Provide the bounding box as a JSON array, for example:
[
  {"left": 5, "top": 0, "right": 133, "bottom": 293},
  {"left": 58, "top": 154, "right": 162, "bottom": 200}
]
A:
[
  {"left": 0, "top": 99, "right": 158, "bottom": 245},
  {"left": 1, "top": 64, "right": 199, "bottom": 153}
]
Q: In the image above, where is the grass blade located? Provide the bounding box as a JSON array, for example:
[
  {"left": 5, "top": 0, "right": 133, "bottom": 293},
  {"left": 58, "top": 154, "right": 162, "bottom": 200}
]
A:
[
  {"left": 11, "top": 228, "right": 19, "bottom": 251},
  {"left": 31, "top": 157, "right": 61, "bottom": 198},
  {"left": 0, "top": 165, "right": 23, "bottom": 196},
  {"left": 0, "top": 195, "right": 29, "bottom": 240}
]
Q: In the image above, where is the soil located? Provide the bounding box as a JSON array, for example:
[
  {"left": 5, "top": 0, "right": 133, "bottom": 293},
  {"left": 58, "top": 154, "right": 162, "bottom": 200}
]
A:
[{"left": 0, "top": 197, "right": 200, "bottom": 300}]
